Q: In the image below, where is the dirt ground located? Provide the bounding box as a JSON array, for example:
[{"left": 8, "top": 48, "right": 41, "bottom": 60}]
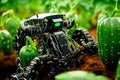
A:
[
  {"left": 0, "top": 28, "right": 116, "bottom": 80},
  {"left": 69, "top": 28, "right": 115, "bottom": 80}
]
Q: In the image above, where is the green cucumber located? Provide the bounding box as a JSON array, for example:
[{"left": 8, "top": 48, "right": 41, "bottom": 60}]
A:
[
  {"left": 97, "top": 14, "right": 120, "bottom": 69},
  {"left": 19, "top": 36, "right": 39, "bottom": 67},
  {"left": 0, "top": 30, "right": 13, "bottom": 55}
]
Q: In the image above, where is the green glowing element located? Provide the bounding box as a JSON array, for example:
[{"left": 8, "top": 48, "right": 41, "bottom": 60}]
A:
[{"left": 54, "top": 22, "right": 61, "bottom": 28}]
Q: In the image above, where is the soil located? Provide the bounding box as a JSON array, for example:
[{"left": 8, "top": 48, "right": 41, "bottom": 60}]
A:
[{"left": 0, "top": 28, "right": 116, "bottom": 80}]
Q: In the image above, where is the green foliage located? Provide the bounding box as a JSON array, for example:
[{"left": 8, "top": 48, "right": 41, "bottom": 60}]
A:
[
  {"left": 55, "top": 70, "right": 109, "bottom": 80},
  {"left": 49, "top": 5, "right": 58, "bottom": 13},
  {"left": 0, "top": 10, "right": 18, "bottom": 55},
  {"left": 1, "top": 0, "right": 119, "bottom": 31},
  {"left": 6, "top": 17, "right": 20, "bottom": 39},
  {"left": 1, "top": 9, "right": 14, "bottom": 27},
  {"left": 66, "top": 11, "right": 79, "bottom": 37}
]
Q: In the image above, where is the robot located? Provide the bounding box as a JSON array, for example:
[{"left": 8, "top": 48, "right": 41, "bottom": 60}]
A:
[{"left": 7, "top": 13, "right": 98, "bottom": 80}]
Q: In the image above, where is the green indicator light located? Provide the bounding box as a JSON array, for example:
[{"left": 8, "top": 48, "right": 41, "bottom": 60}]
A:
[{"left": 54, "top": 22, "right": 61, "bottom": 28}]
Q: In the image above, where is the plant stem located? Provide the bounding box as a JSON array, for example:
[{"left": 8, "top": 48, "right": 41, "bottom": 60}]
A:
[
  {"left": 69, "top": 0, "right": 72, "bottom": 10},
  {"left": 26, "top": 36, "right": 36, "bottom": 50},
  {"left": 71, "top": 0, "right": 79, "bottom": 11},
  {"left": 112, "top": 0, "right": 119, "bottom": 16},
  {"left": 0, "top": 17, "right": 4, "bottom": 29},
  {"left": 26, "top": 36, "right": 29, "bottom": 48},
  {"left": 115, "top": 0, "right": 118, "bottom": 10}
]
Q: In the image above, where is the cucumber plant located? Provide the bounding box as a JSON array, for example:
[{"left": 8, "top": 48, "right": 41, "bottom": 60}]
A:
[
  {"left": 0, "top": 10, "right": 14, "bottom": 55},
  {"left": 6, "top": 16, "right": 20, "bottom": 39},
  {"left": 1, "top": 9, "right": 20, "bottom": 39},
  {"left": 0, "top": 30, "right": 13, "bottom": 55},
  {"left": 97, "top": 0, "right": 120, "bottom": 69}
]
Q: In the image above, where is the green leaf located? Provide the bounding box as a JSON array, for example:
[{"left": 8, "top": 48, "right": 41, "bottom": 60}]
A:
[
  {"left": 56, "top": 0, "right": 70, "bottom": 12},
  {"left": 49, "top": 5, "right": 58, "bottom": 13},
  {"left": 17, "top": 0, "right": 29, "bottom": 5},
  {"left": 94, "top": 2, "right": 109, "bottom": 13},
  {"left": 1, "top": 12, "right": 8, "bottom": 27},
  {"left": 55, "top": 70, "right": 109, "bottom": 80},
  {"left": 79, "top": 11, "right": 91, "bottom": 30},
  {"left": 6, "top": 16, "right": 20, "bottom": 38},
  {"left": 1, "top": 0, "right": 8, "bottom": 4},
  {"left": 79, "top": 0, "right": 93, "bottom": 11},
  {"left": 66, "top": 11, "right": 79, "bottom": 36},
  {"left": 1, "top": 9, "right": 14, "bottom": 27}
]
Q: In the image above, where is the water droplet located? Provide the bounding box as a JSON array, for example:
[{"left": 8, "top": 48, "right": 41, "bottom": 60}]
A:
[
  {"left": 101, "top": 53, "right": 103, "bottom": 55},
  {"left": 101, "top": 50, "right": 103, "bottom": 53},
  {"left": 111, "top": 33, "right": 114, "bottom": 36},
  {"left": 118, "top": 52, "right": 120, "bottom": 54},
  {"left": 118, "top": 26, "right": 120, "bottom": 30},
  {"left": 105, "top": 29, "right": 107, "bottom": 31},
  {"left": 105, "top": 44, "right": 107, "bottom": 46},
  {"left": 111, "top": 50, "right": 113, "bottom": 52},
  {"left": 105, "top": 59, "right": 107, "bottom": 61},
  {"left": 106, "top": 49, "right": 108, "bottom": 51},
  {"left": 119, "top": 41, "right": 120, "bottom": 44},
  {"left": 111, "top": 47, "right": 113, "bottom": 49},
  {"left": 111, "top": 53, "right": 113, "bottom": 56},
  {"left": 7, "top": 40, "right": 10, "bottom": 43},
  {"left": 112, "top": 41, "right": 115, "bottom": 43},
  {"left": 3, "top": 42, "right": 6, "bottom": 44},
  {"left": 112, "top": 61, "right": 114, "bottom": 64},
  {"left": 7, "top": 45, "right": 9, "bottom": 48},
  {"left": 1, "top": 36, "right": 4, "bottom": 40},
  {"left": 119, "top": 61, "right": 120, "bottom": 64}
]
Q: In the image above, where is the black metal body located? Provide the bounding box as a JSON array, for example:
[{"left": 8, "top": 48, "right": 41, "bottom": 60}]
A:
[{"left": 6, "top": 13, "right": 98, "bottom": 80}]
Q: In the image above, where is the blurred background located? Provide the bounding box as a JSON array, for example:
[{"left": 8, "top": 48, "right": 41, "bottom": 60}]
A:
[{"left": 0, "top": 0, "right": 120, "bottom": 31}]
